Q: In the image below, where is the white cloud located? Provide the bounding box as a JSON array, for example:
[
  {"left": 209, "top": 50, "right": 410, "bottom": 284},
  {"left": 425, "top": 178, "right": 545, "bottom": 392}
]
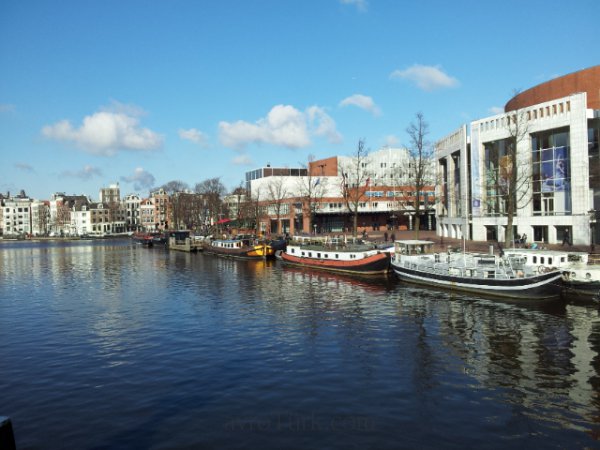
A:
[
  {"left": 390, "top": 64, "right": 459, "bottom": 91},
  {"left": 179, "top": 128, "right": 209, "bottom": 147},
  {"left": 339, "top": 94, "right": 381, "bottom": 116},
  {"left": 306, "top": 106, "right": 342, "bottom": 144},
  {"left": 489, "top": 106, "right": 504, "bottom": 115},
  {"left": 340, "top": 0, "right": 368, "bottom": 12},
  {"left": 42, "top": 103, "right": 163, "bottom": 156},
  {"left": 219, "top": 104, "right": 341, "bottom": 150},
  {"left": 61, "top": 165, "right": 103, "bottom": 180},
  {"left": 382, "top": 135, "right": 400, "bottom": 147},
  {"left": 120, "top": 167, "right": 156, "bottom": 191},
  {"left": 232, "top": 155, "right": 253, "bottom": 166}
]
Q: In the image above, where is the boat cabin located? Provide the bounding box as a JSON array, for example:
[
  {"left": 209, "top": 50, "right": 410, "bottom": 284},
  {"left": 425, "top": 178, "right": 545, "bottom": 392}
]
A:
[
  {"left": 212, "top": 239, "right": 249, "bottom": 249},
  {"left": 503, "top": 249, "right": 589, "bottom": 269},
  {"left": 394, "top": 240, "right": 435, "bottom": 255}
]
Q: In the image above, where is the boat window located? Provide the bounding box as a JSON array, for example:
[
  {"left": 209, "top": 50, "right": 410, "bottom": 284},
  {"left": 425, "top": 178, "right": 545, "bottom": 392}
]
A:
[
  {"left": 317, "top": 253, "right": 321, "bottom": 258},
  {"left": 309, "top": 252, "right": 312, "bottom": 257},
  {"left": 548, "top": 257, "right": 553, "bottom": 265},
  {"left": 324, "top": 254, "right": 328, "bottom": 258},
  {"left": 533, "top": 256, "right": 537, "bottom": 264},
  {"left": 290, "top": 248, "right": 295, "bottom": 253},
  {"left": 560, "top": 257, "right": 565, "bottom": 263},
  {"left": 301, "top": 252, "right": 305, "bottom": 256},
  {"left": 541, "top": 257, "right": 545, "bottom": 264},
  {"left": 335, "top": 254, "right": 339, "bottom": 258}
]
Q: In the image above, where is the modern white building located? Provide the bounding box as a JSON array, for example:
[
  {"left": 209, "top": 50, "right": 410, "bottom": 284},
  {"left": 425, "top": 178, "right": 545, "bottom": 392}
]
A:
[
  {"left": 435, "top": 125, "right": 470, "bottom": 240},
  {"left": 436, "top": 66, "right": 600, "bottom": 246},
  {"left": 245, "top": 147, "right": 436, "bottom": 234}
]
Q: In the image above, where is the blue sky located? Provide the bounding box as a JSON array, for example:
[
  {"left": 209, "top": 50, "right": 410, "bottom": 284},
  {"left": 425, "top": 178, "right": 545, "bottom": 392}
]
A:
[{"left": 0, "top": 0, "right": 597, "bottom": 200}]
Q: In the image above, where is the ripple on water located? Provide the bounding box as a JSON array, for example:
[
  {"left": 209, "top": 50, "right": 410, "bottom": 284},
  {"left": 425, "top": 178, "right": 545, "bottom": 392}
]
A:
[{"left": 0, "top": 241, "right": 599, "bottom": 449}]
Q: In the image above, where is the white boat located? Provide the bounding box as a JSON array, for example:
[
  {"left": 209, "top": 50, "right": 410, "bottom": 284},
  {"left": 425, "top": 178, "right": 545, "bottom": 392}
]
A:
[
  {"left": 390, "top": 240, "right": 563, "bottom": 300},
  {"left": 503, "top": 248, "right": 600, "bottom": 298},
  {"left": 277, "top": 236, "right": 391, "bottom": 276}
]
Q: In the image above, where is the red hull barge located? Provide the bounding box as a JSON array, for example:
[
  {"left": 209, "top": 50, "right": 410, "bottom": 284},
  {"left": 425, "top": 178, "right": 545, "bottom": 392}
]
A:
[{"left": 277, "top": 240, "right": 391, "bottom": 276}]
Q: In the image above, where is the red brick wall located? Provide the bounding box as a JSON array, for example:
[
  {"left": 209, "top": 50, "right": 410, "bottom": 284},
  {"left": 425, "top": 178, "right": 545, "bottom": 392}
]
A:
[
  {"left": 505, "top": 65, "right": 600, "bottom": 111},
  {"left": 309, "top": 157, "right": 339, "bottom": 176}
]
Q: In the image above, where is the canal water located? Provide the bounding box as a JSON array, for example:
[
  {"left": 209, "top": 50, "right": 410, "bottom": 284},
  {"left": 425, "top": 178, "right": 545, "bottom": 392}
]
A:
[{"left": 0, "top": 239, "right": 599, "bottom": 449}]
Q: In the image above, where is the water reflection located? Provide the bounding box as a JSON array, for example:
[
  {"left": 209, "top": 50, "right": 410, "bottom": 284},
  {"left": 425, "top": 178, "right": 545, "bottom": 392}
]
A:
[{"left": 0, "top": 240, "right": 599, "bottom": 448}]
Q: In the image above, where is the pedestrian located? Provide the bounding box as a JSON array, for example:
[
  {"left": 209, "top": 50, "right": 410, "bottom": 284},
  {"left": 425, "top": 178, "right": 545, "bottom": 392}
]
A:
[
  {"left": 562, "top": 229, "right": 570, "bottom": 246},
  {"left": 384, "top": 231, "right": 388, "bottom": 242},
  {"left": 390, "top": 232, "right": 396, "bottom": 242}
]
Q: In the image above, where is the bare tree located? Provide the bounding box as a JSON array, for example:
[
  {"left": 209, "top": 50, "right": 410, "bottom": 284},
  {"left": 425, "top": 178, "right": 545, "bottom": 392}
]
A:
[
  {"left": 230, "top": 184, "right": 247, "bottom": 223},
  {"left": 170, "top": 192, "right": 204, "bottom": 230},
  {"left": 160, "top": 180, "right": 190, "bottom": 195},
  {"left": 405, "top": 113, "right": 435, "bottom": 239},
  {"left": 55, "top": 202, "right": 71, "bottom": 235},
  {"left": 339, "top": 139, "right": 371, "bottom": 237},
  {"left": 266, "top": 177, "right": 289, "bottom": 235},
  {"left": 297, "top": 154, "right": 327, "bottom": 234},
  {"left": 195, "top": 177, "right": 226, "bottom": 229},
  {"left": 36, "top": 205, "right": 50, "bottom": 236},
  {"left": 237, "top": 185, "right": 264, "bottom": 236},
  {"left": 484, "top": 103, "right": 531, "bottom": 247}
]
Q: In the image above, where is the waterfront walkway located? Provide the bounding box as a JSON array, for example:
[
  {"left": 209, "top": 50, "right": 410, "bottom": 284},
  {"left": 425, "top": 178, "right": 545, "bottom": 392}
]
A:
[{"left": 362, "top": 229, "right": 596, "bottom": 255}]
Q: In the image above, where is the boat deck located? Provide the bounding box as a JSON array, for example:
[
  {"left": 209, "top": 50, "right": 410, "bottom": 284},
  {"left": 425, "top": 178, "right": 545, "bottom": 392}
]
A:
[{"left": 395, "top": 252, "right": 537, "bottom": 280}]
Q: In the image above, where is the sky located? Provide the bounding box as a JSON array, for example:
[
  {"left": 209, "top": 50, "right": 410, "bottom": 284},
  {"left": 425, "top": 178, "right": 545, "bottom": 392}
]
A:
[{"left": 0, "top": 0, "right": 598, "bottom": 200}]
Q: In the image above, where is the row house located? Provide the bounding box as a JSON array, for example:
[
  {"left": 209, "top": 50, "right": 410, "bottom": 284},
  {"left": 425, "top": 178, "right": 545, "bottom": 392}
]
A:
[
  {"left": 140, "top": 198, "right": 155, "bottom": 231},
  {"left": 2, "top": 194, "right": 32, "bottom": 236},
  {"left": 1, "top": 184, "right": 173, "bottom": 237},
  {"left": 71, "top": 202, "right": 127, "bottom": 236},
  {"left": 0, "top": 192, "right": 5, "bottom": 234},
  {"left": 124, "top": 194, "right": 141, "bottom": 231},
  {"left": 49, "top": 193, "right": 89, "bottom": 236},
  {"left": 151, "top": 188, "right": 170, "bottom": 231},
  {"left": 1, "top": 192, "right": 51, "bottom": 237},
  {"left": 135, "top": 190, "right": 172, "bottom": 232}
]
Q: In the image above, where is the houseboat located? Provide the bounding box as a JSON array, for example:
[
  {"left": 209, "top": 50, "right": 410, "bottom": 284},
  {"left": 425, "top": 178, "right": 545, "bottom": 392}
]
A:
[
  {"left": 390, "top": 240, "right": 563, "bottom": 300},
  {"left": 132, "top": 233, "right": 155, "bottom": 247},
  {"left": 204, "top": 235, "right": 275, "bottom": 259},
  {"left": 503, "top": 248, "right": 600, "bottom": 298},
  {"left": 276, "top": 236, "right": 391, "bottom": 276}
]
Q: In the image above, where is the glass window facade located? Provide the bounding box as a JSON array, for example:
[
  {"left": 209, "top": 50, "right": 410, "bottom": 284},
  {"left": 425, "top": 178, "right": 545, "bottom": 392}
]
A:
[
  {"left": 531, "top": 128, "right": 571, "bottom": 216},
  {"left": 589, "top": 120, "right": 600, "bottom": 189}
]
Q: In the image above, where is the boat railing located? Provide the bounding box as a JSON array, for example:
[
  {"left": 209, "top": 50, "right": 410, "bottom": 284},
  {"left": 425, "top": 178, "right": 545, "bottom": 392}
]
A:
[{"left": 402, "top": 251, "right": 526, "bottom": 280}]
